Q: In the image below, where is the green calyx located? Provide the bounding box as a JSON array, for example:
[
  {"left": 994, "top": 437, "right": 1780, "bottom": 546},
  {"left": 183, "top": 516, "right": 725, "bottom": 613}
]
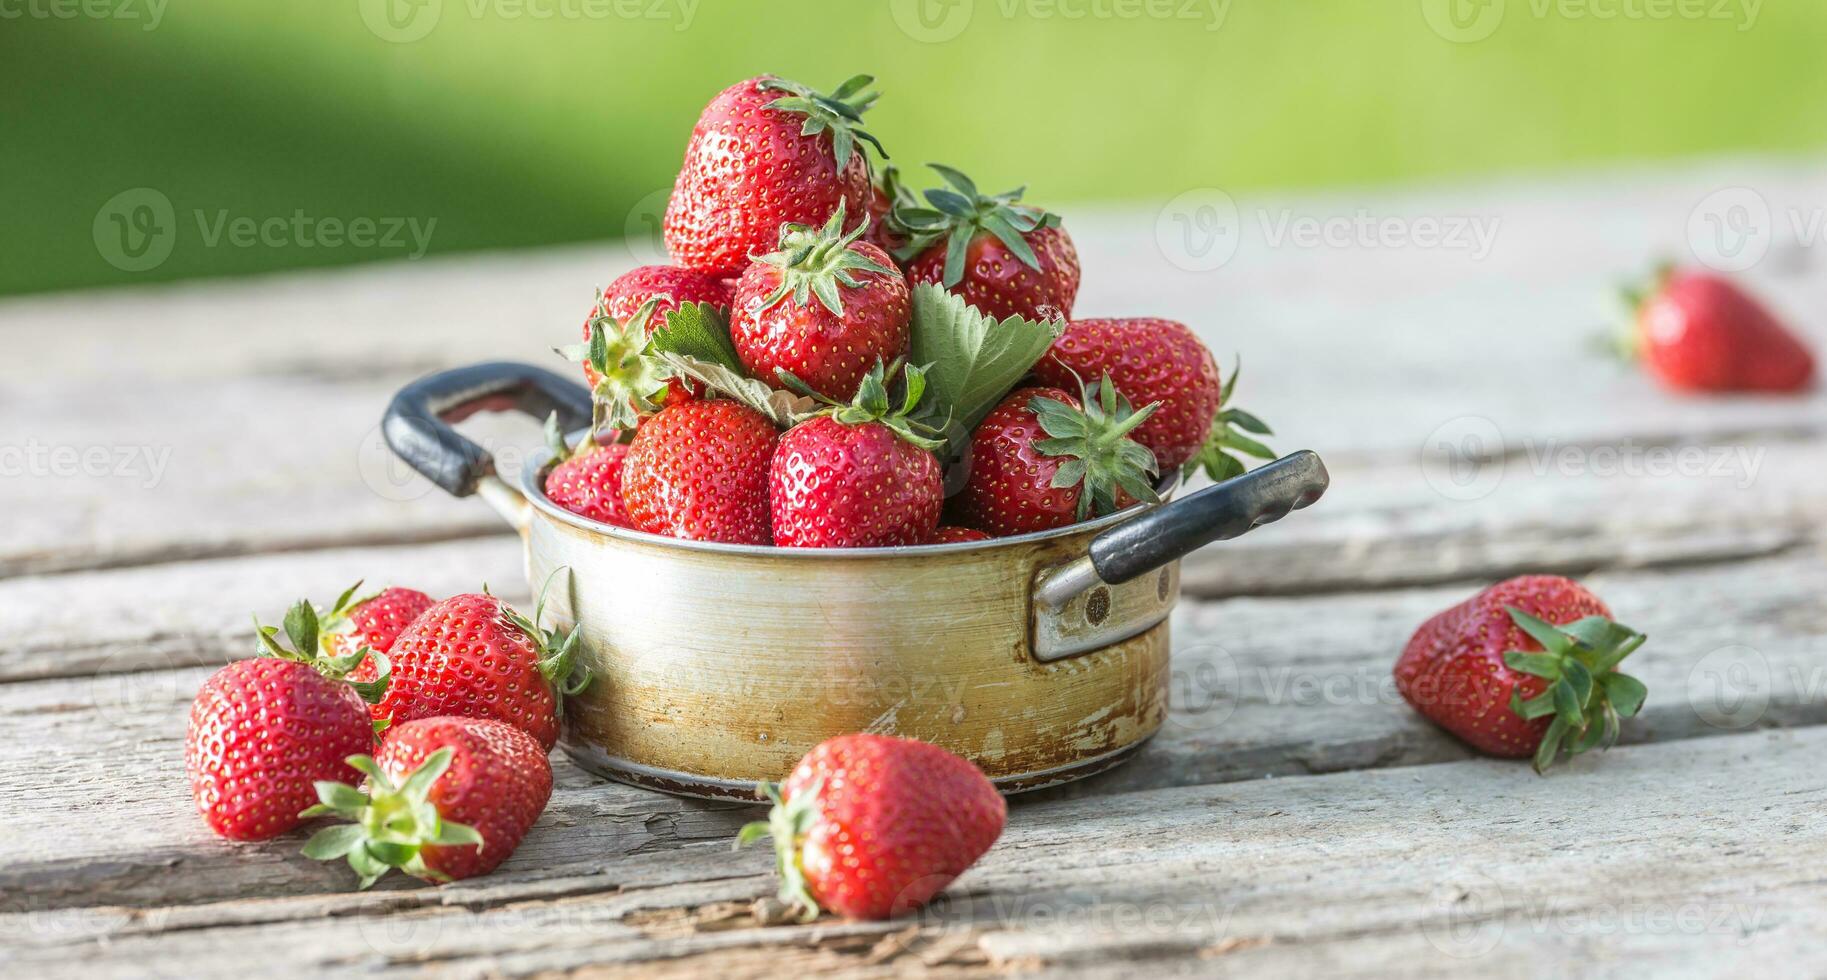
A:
[
  {"left": 756, "top": 201, "right": 898, "bottom": 318},
  {"left": 558, "top": 293, "right": 672, "bottom": 433},
  {"left": 300, "top": 748, "right": 485, "bottom": 889},
  {"left": 252, "top": 585, "right": 390, "bottom": 705},
  {"left": 500, "top": 568, "right": 592, "bottom": 709},
  {"left": 734, "top": 780, "right": 824, "bottom": 923},
  {"left": 1183, "top": 358, "right": 1276, "bottom": 484},
  {"left": 1501, "top": 606, "right": 1650, "bottom": 774},
  {"left": 782, "top": 359, "right": 948, "bottom": 452},
  {"left": 1604, "top": 261, "right": 1677, "bottom": 362},
  {"left": 890, "top": 164, "right": 1061, "bottom": 287},
  {"left": 1030, "top": 376, "right": 1163, "bottom": 521},
  {"left": 756, "top": 74, "right": 885, "bottom": 172}
]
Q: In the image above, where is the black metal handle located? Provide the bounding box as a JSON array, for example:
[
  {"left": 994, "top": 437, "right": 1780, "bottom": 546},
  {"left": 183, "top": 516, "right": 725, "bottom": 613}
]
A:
[
  {"left": 382, "top": 362, "right": 592, "bottom": 497},
  {"left": 1088, "top": 451, "right": 1329, "bottom": 584}
]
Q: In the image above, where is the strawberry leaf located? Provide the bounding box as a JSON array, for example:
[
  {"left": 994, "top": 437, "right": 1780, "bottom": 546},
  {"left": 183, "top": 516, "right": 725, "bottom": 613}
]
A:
[
  {"left": 1605, "top": 673, "right": 1648, "bottom": 717},
  {"left": 648, "top": 302, "right": 744, "bottom": 375},
  {"left": 907, "top": 282, "right": 1063, "bottom": 452}
]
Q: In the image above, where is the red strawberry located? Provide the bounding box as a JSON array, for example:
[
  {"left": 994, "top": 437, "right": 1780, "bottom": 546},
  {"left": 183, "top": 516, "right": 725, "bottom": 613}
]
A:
[
  {"left": 732, "top": 202, "right": 911, "bottom": 401},
  {"left": 665, "top": 74, "right": 882, "bottom": 278},
  {"left": 542, "top": 415, "right": 633, "bottom": 529},
  {"left": 955, "top": 380, "right": 1161, "bottom": 536},
  {"left": 578, "top": 265, "right": 734, "bottom": 400},
  {"left": 302, "top": 716, "right": 553, "bottom": 887},
  {"left": 930, "top": 526, "right": 990, "bottom": 544},
  {"left": 374, "top": 587, "right": 587, "bottom": 751},
  {"left": 312, "top": 582, "right": 436, "bottom": 685},
  {"left": 1629, "top": 268, "right": 1815, "bottom": 393},
  {"left": 621, "top": 399, "right": 780, "bottom": 544},
  {"left": 738, "top": 734, "right": 1005, "bottom": 921},
  {"left": 185, "top": 600, "right": 388, "bottom": 841},
  {"left": 1394, "top": 575, "right": 1648, "bottom": 773},
  {"left": 770, "top": 364, "right": 944, "bottom": 548},
  {"left": 1034, "top": 318, "right": 1225, "bottom": 472},
  {"left": 894, "top": 164, "right": 1079, "bottom": 322}
]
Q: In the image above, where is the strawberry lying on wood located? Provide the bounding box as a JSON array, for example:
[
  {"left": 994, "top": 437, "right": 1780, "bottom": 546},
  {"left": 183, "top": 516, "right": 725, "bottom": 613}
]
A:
[
  {"left": 1394, "top": 575, "right": 1648, "bottom": 773},
  {"left": 893, "top": 164, "right": 1079, "bottom": 322},
  {"left": 666, "top": 74, "right": 883, "bottom": 278},
  {"left": 374, "top": 579, "right": 588, "bottom": 750},
  {"left": 1626, "top": 267, "right": 1815, "bottom": 394},
  {"left": 302, "top": 716, "right": 553, "bottom": 888},
  {"left": 185, "top": 600, "right": 390, "bottom": 841},
  {"left": 738, "top": 734, "right": 1006, "bottom": 921}
]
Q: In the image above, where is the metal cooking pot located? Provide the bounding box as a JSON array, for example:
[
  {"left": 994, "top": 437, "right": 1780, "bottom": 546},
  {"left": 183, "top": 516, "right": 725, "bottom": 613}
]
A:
[{"left": 383, "top": 362, "right": 1328, "bottom": 799}]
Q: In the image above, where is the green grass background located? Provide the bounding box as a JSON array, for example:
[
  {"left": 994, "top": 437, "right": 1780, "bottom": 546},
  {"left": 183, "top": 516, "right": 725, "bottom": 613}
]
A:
[{"left": 4, "top": 0, "right": 1824, "bottom": 295}]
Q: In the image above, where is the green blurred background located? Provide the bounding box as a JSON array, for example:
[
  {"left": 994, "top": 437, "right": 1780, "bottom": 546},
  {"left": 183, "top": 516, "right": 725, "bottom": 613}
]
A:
[{"left": 6, "top": 0, "right": 1823, "bottom": 295}]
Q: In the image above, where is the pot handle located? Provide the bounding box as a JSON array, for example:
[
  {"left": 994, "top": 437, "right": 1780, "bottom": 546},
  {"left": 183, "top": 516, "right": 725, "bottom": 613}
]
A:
[
  {"left": 382, "top": 360, "right": 592, "bottom": 504},
  {"left": 1035, "top": 451, "right": 1329, "bottom": 608}
]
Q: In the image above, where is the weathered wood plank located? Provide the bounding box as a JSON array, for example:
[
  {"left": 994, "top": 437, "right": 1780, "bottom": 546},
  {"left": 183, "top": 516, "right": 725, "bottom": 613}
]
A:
[
  {"left": 5, "top": 546, "right": 1821, "bottom": 914},
  {"left": 7, "top": 727, "right": 1824, "bottom": 978},
  {"left": 4, "top": 161, "right": 1823, "bottom": 579}
]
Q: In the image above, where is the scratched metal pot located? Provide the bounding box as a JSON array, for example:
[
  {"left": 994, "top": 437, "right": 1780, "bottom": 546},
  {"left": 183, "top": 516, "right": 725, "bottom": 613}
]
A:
[{"left": 383, "top": 362, "right": 1328, "bottom": 799}]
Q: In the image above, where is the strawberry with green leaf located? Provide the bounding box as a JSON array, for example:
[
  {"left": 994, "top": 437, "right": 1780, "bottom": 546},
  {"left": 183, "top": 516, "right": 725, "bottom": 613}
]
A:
[
  {"left": 571, "top": 265, "right": 733, "bottom": 404},
  {"left": 1181, "top": 360, "right": 1276, "bottom": 484},
  {"left": 1394, "top": 575, "right": 1649, "bottom": 774},
  {"left": 893, "top": 164, "right": 1079, "bottom": 322}
]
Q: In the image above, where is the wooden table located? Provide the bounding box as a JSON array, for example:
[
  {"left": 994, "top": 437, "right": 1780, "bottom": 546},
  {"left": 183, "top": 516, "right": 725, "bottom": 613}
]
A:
[{"left": 5, "top": 160, "right": 1825, "bottom": 978}]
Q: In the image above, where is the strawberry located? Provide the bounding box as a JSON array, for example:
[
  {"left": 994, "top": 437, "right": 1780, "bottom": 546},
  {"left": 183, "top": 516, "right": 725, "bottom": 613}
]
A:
[
  {"left": 541, "top": 414, "right": 633, "bottom": 529},
  {"left": 738, "top": 734, "right": 1006, "bottom": 921},
  {"left": 731, "top": 202, "right": 911, "bottom": 401},
  {"left": 1628, "top": 268, "right": 1815, "bottom": 393},
  {"left": 302, "top": 716, "right": 553, "bottom": 887},
  {"left": 1033, "top": 318, "right": 1224, "bottom": 472},
  {"left": 1394, "top": 575, "right": 1648, "bottom": 773},
  {"left": 893, "top": 164, "right": 1079, "bottom": 322},
  {"left": 954, "top": 380, "right": 1161, "bottom": 536},
  {"left": 312, "top": 581, "right": 436, "bottom": 685},
  {"left": 577, "top": 265, "right": 734, "bottom": 399},
  {"left": 374, "top": 583, "right": 587, "bottom": 751},
  {"left": 930, "top": 526, "right": 990, "bottom": 544},
  {"left": 864, "top": 163, "right": 916, "bottom": 257},
  {"left": 665, "top": 74, "right": 882, "bottom": 278},
  {"left": 770, "top": 363, "right": 945, "bottom": 548},
  {"left": 185, "top": 600, "right": 389, "bottom": 841},
  {"left": 620, "top": 399, "right": 780, "bottom": 544}
]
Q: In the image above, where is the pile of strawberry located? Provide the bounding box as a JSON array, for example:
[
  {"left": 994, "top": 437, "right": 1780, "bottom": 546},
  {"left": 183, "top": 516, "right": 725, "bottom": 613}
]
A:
[
  {"left": 543, "top": 73, "right": 1273, "bottom": 547},
  {"left": 187, "top": 581, "right": 1007, "bottom": 916}
]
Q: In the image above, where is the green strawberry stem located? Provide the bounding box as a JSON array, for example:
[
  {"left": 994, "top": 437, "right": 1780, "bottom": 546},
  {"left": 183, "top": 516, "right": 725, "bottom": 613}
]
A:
[
  {"left": 755, "top": 74, "right": 885, "bottom": 172},
  {"left": 889, "top": 163, "right": 1060, "bottom": 284},
  {"left": 734, "top": 780, "right": 824, "bottom": 923},
  {"left": 556, "top": 294, "right": 672, "bottom": 434},
  {"left": 755, "top": 200, "right": 898, "bottom": 317},
  {"left": 780, "top": 360, "right": 947, "bottom": 451},
  {"left": 499, "top": 568, "right": 592, "bottom": 711},
  {"left": 1606, "top": 261, "right": 1678, "bottom": 363},
  {"left": 1031, "top": 375, "right": 1163, "bottom": 521},
  {"left": 252, "top": 591, "right": 390, "bottom": 705},
  {"left": 300, "top": 748, "right": 485, "bottom": 889},
  {"left": 1183, "top": 358, "right": 1276, "bottom": 484},
  {"left": 1501, "top": 606, "right": 1649, "bottom": 774}
]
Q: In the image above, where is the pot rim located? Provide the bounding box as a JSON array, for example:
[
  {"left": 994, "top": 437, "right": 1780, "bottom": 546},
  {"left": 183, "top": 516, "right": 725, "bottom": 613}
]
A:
[{"left": 520, "top": 445, "right": 1181, "bottom": 559}]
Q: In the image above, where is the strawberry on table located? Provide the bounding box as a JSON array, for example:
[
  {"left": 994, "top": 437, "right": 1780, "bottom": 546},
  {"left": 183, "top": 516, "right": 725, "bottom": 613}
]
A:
[
  {"left": 893, "top": 164, "right": 1080, "bottom": 322},
  {"left": 541, "top": 413, "right": 633, "bottom": 529},
  {"left": 954, "top": 379, "right": 1161, "bottom": 536},
  {"left": 576, "top": 265, "right": 734, "bottom": 399},
  {"left": 1628, "top": 267, "right": 1815, "bottom": 394},
  {"left": 1394, "top": 575, "right": 1649, "bottom": 773},
  {"left": 770, "top": 363, "right": 945, "bottom": 548},
  {"left": 620, "top": 399, "right": 781, "bottom": 545},
  {"left": 732, "top": 201, "right": 911, "bottom": 401},
  {"left": 185, "top": 600, "right": 390, "bottom": 841},
  {"left": 302, "top": 716, "right": 553, "bottom": 888},
  {"left": 375, "top": 583, "right": 588, "bottom": 751},
  {"left": 738, "top": 734, "right": 1006, "bottom": 921},
  {"left": 665, "top": 74, "right": 883, "bottom": 278}
]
